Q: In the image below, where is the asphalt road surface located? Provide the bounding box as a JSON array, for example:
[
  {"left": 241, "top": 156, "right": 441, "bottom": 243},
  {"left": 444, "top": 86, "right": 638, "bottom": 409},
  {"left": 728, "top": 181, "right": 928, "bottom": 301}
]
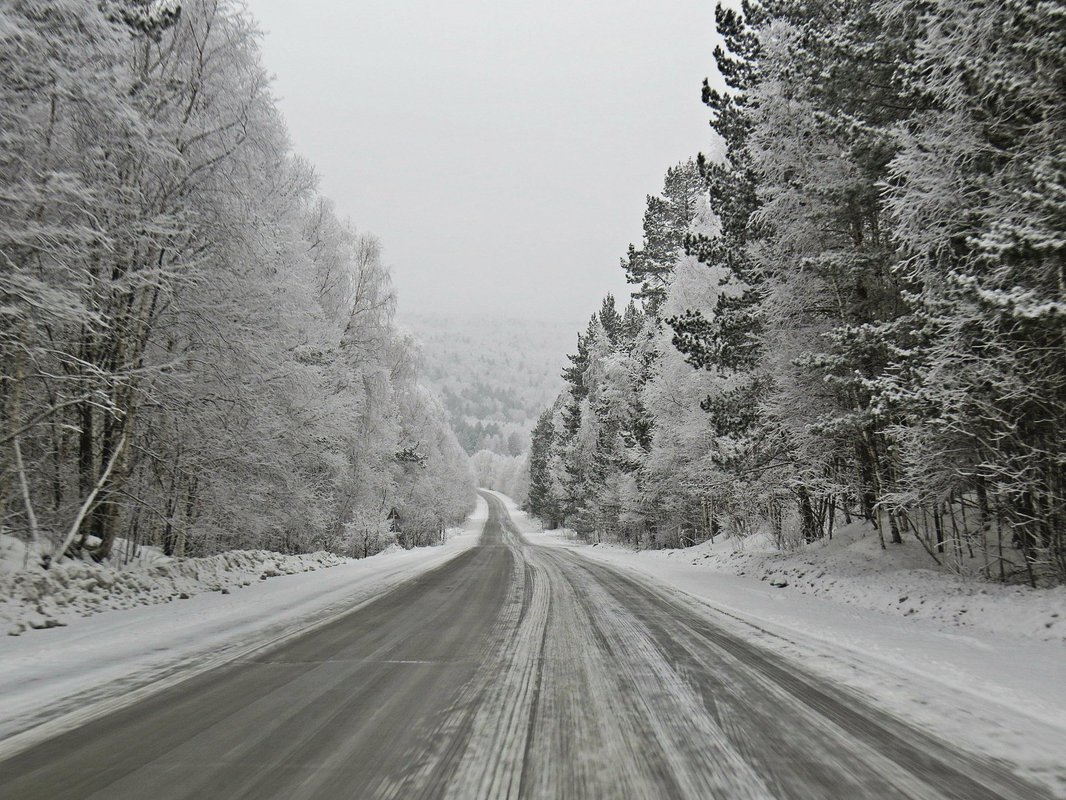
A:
[{"left": 0, "top": 492, "right": 1050, "bottom": 799}]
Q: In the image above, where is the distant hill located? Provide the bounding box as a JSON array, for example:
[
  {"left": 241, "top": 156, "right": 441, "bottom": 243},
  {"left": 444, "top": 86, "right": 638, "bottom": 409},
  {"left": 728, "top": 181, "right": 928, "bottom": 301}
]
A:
[{"left": 401, "top": 312, "right": 578, "bottom": 455}]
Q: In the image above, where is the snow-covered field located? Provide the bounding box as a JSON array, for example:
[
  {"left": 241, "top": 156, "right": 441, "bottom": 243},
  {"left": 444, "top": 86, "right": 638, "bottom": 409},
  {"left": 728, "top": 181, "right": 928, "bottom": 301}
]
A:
[
  {"left": 0, "top": 496, "right": 488, "bottom": 756},
  {"left": 495, "top": 494, "right": 1066, "bottom": 795}
]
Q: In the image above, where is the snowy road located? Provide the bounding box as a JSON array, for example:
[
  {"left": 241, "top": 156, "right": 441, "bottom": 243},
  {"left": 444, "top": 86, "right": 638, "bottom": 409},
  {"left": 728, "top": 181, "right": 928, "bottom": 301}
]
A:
[{"left": 0, "top": 493, "right": 1051, "bottom": 799}]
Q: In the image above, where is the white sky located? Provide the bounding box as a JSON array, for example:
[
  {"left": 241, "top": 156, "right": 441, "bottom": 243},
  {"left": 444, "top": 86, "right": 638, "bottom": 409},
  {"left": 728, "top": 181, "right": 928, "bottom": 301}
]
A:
[{"left": 250, "top": 0, "right": 722, "bottom": 326}]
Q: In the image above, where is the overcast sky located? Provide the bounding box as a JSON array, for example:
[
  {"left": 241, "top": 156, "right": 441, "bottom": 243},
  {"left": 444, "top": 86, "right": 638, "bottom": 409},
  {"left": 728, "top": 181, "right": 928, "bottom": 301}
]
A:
[{"left": 251, "top": 0, "right": 722, "bottom": 327}]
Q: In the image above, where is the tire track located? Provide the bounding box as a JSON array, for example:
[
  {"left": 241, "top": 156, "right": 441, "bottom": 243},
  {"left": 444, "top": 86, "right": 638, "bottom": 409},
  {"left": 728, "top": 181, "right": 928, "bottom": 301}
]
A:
[{"left": 441, "top": 525, "right": 550, "bottom": 800}]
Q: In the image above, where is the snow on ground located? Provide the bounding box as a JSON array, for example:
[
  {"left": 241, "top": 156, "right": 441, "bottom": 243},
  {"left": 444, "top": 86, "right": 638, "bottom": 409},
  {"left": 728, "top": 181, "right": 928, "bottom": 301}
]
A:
[
  {"left": 0, "top": 495, "right": 488, "bottom": 756},
  {"left": 0, "top": 537, "right": 348, "bottom": 636},
  {"left": 488, "top": 492, "right": 1066, "bottom": 796},
  {"left": 505, "top": 497, "right": 1066, "bottom": 644}
]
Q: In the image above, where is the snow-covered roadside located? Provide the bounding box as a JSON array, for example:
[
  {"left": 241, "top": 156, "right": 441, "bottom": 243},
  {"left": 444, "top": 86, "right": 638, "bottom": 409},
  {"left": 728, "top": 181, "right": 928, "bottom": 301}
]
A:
[
  {"left": 0, "top": 495, "right": 488, "bottom": 757},
  {"left": 534, "top": 519, "right": 1066, "bottom": 644},
  {"left": 488, "top": 492, "right": 1066, "bottom": 796},
  {"left": 0, "top": 541, "right": 351, "bottom": 636}
]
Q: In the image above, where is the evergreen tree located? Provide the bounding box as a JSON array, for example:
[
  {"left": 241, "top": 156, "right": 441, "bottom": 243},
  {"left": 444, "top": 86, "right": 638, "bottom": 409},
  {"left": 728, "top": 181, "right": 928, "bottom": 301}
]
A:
[{"left": 624, "top": 161, "right": 707, "bottom": 314}]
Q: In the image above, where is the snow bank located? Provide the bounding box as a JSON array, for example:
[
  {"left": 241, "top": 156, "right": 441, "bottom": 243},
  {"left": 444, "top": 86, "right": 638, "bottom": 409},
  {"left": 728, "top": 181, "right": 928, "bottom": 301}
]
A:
[
  {"left": 0, "top": 536, "right": 349, "bottom": 636},
  {"left": 528, "top": 519, "right": 1066, "bottom": 644},
  {"left": 1, "top": 494, "right": 492, "bottom": 638}
]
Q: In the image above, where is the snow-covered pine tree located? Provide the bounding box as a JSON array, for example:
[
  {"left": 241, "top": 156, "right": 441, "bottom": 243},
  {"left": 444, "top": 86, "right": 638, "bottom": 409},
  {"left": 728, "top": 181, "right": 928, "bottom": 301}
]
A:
[{"left": 882, "top": 0, "right": 1066, "bottom": 583}]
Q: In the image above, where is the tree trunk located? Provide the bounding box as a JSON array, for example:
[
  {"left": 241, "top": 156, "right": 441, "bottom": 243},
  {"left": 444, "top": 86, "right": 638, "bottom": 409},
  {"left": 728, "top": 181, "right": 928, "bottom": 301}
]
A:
[
  {"left": 933, "top": 504, "right": 945, "bottom": 554},
  {"left": 797, "top": 486, "right": 818, "bottom": 543}
]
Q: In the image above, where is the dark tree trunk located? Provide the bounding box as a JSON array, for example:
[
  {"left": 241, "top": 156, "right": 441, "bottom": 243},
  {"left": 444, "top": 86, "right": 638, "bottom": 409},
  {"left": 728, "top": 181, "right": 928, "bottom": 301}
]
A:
[{"left": 797, "top": 486, "right": 818, "bottom": 543}]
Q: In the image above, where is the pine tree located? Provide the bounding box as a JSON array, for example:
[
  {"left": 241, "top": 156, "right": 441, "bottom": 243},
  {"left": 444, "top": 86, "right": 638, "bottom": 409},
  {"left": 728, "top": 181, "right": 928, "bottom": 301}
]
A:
[
  {"left": 623, "top": 161, "right": 707, "bottom": 315},
  {"left": 881, "top": 0, "right": 1066, "bottom": 581},
  {"left": 528, "top": 407, "right": 561, "bottom": 526}
]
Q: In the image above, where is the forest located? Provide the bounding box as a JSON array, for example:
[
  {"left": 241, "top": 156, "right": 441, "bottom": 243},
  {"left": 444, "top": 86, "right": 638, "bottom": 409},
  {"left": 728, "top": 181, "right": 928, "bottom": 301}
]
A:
[
  {"left": 404, "top": 311, "right": 570, "bottom": 500},
  {"left": 0, "top": 0, "right": 474, "bottom": 564},
  {"left": 528, "top": 0, "right": 1066, "bottom": 586},
  {"left": 404, "top": 311, "right": 574, "bottom": 455}
]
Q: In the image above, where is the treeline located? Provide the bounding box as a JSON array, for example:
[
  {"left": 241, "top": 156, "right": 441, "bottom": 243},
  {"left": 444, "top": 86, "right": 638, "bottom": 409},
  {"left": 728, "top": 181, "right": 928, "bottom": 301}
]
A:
[
  {"left": 1, "top": 0, "right": 473, "bottom": 563},
  {"left": 452, "top": 416, "right": 528, "bottom": 457},
  {"left": 408, "top": 312, "right": 575, "bottom": 458},
  {"left": 528, "top": 0, "right": 1065, "bottom": 586},
  {"left": 470, "top": 449, "right": 529, "bottom": 501}
]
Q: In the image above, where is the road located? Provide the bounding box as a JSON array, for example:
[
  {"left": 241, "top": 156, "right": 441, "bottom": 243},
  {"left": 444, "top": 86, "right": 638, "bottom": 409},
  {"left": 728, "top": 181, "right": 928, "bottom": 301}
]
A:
[{"left": 0, "top": 492, "right": 1049, "bottom": 799}]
